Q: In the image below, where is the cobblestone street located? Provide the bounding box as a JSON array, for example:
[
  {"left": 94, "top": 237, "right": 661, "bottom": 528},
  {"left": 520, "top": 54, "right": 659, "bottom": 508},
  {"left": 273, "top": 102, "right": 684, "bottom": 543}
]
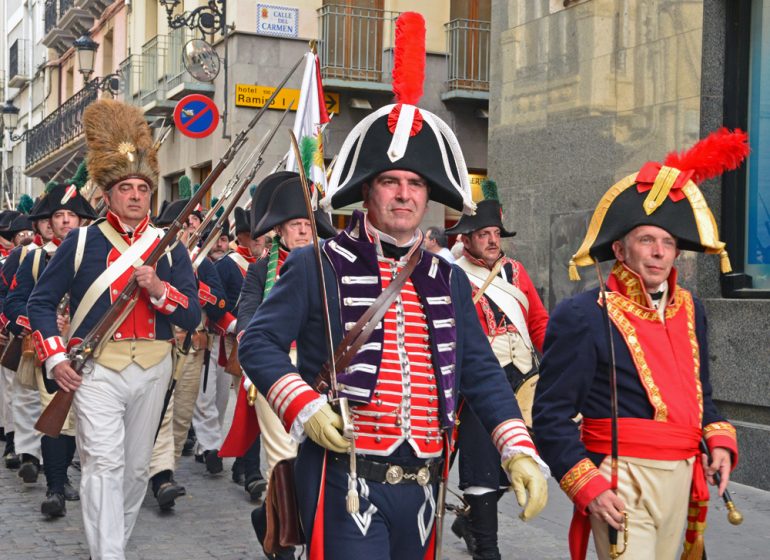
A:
[{"left": 1, "top": 436, "right": 768, "bottom": 560}]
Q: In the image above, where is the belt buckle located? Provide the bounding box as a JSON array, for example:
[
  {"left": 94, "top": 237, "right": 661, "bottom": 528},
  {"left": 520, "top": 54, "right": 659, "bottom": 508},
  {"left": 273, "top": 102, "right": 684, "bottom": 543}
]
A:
[
  {"left": 415, "top": 466, "right": 431, "bottom": 487},
  {"left": 385, "top": 465, "right": 404, "bottom": 484}
]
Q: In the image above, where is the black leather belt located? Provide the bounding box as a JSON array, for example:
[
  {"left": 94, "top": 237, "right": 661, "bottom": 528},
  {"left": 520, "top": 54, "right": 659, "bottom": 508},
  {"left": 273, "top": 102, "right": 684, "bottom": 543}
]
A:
[{"left": 329, "top": 454, "right": 443, "bottom": 486}]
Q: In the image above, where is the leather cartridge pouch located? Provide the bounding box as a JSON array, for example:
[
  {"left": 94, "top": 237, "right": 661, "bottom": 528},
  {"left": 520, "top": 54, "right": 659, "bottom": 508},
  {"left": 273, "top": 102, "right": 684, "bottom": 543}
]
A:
[
  {"left": 224, "top": 336, "right": 242, "bottom": 377},
  {"left": 264, "top": 458, "right": 304, "bottom": 553},
  {"left": 17, "top": 336, "right": 38, "bottom": 388}
]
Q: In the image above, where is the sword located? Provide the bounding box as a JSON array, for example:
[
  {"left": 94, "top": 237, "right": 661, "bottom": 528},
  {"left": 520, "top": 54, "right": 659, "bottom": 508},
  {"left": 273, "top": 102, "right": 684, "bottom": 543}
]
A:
[
  {"left": 288, "top": 130, "right": 359, "bottom": 513},
  {"left": 594, "top": 263, "right": 628, "bottom": 559}
]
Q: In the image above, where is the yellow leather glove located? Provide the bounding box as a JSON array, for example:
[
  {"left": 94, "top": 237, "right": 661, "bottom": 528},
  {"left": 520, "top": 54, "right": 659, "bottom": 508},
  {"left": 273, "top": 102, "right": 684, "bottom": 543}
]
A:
[
  {"left": 302, "top": 403, "right": 351, "bottom": 453},
  {"left": 503, "top": 454, "right": 548, "bottom": 521}
]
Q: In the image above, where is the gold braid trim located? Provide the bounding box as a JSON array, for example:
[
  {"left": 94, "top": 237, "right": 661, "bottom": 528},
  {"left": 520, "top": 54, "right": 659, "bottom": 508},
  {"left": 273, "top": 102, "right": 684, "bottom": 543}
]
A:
[{"left": 560, "top": 458, "right": 602, "bottom": 501}]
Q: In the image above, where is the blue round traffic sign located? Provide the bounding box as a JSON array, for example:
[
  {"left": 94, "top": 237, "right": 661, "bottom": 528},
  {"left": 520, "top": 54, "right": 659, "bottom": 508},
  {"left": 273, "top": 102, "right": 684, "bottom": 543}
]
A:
[{"left": 174, "top": 94, "right": 219, "bottom": 138}]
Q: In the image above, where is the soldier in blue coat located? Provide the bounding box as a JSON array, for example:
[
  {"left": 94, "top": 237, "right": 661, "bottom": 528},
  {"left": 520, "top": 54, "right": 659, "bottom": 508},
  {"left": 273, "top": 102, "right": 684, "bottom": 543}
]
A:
[
  {"left": 27, "top": 100, "right": 200, "bottom": 559},
  {"left": 239, "top": 12, "right": 548, "bottom": 560}
]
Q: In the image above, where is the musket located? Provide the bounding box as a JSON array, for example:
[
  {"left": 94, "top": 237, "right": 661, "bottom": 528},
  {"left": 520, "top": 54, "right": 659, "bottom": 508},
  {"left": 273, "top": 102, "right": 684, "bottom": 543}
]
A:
[
  {"left": 49, "top": 152, "right": 80, "bottom": 184},
  {"left": 195, "top": 103, "right": 293, "bottom": 263},
  {"left": 595, "top": 263, "right": 628, "bottom": 559},
  {"left": 288, "top": 130, "right": 359, "bottom": 513},
  {"left": 34, "top": 56, "right": 306, "bottom": 438}
]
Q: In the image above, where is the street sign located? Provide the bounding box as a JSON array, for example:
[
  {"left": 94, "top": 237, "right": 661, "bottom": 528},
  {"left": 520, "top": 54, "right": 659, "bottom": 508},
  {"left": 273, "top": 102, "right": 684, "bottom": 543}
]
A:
[
  {"left": 173, "top": 94, "right": 220, "bottom": 138},
  {"left": 235, "top": 84, "right": 340, "bottom": 114}
]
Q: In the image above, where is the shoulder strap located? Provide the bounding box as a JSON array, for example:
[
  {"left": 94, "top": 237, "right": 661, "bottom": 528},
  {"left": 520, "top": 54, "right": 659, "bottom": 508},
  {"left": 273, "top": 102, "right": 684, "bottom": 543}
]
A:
[
  {"left": 69, "top": 223, "right": 160, "bottom": 337},
  {"left": 31, "top": 250, "right": 43, "bottom": 283},
  {"left": 313, "top": 248, "right": 422, "bottom": 393},
  {"left": 74, "top": 226, "right": 88, "bottom": 275}
]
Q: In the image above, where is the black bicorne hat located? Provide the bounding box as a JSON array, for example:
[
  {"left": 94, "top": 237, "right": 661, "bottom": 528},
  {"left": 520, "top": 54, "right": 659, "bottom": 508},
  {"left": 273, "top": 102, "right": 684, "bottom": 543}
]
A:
[
  {"left": 322, "top": 13, "right": 475, "bottom": 216},
  {"left": 154, "top": 199, "right": 190, "bottom": 227},
  {"left": 569, "top": 128, "right": 750, "bottom": 280},
  {"left": 0, "top": 211, "right": 20, "bottom": 231},
  {"left": 29, "top": 183, "right": 97, "bottom": 220},
  {"left": 253, "top": 177, "right": 337, "bottom": 239},
  {"left": 0, "top": 214, "right": 34, "bottom": 241},
  {"left": 202, "top": 217, "right": 231, "bottom": 242},
  {"left": 250, "top": 171, "right": 299, "bottom": 237},
  {"left": 445, "top": 200, "right": 516, "bottom": 238},
  {"left": 234, "top": 207, "right": 251, "bottom": 236}
]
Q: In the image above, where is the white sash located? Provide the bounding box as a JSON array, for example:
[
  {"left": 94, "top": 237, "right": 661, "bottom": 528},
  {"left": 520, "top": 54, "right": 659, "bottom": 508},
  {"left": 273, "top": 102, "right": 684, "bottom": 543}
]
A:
[
  {"left": 68, "top": 224, "right": 161, "bottom": 336},
  {"left": 456, "top": 256, "right": 534, "bottom": 351}
]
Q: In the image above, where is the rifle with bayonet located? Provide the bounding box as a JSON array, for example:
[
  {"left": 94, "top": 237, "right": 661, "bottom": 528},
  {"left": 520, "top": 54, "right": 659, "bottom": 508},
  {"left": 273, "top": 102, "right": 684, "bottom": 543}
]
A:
[{"left": 34, "top": 54, "right": 306, "bottom": 438}]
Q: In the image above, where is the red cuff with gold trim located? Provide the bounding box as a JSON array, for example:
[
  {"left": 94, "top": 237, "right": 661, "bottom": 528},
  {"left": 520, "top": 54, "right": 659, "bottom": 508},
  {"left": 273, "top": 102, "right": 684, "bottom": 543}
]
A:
[
  {"left": 266, "top": 373, "right": 320, "bottom": 431},
  {"left": 704, "top": 421, "right": 739, "bottom": 470},
  {"left": 154, "top": 282, "right": 189, "bottom": 315},
  {"left": 32, "top": 330, "right": 67, "bottom": 362},
  {"left": 560, "top": 458, "right": 612, "bottom": 513},
  {"left": 15, "top": 315, "right": 31, "bottom": 331},
  {"left": 198, "top": 281, "right": 217, "bottom": 306},
  {"left": 0, "top": 313, "right": 9, "bottom": 330},
  {"left": 491, "top": 419, "right": 537, "bottom": 456}
]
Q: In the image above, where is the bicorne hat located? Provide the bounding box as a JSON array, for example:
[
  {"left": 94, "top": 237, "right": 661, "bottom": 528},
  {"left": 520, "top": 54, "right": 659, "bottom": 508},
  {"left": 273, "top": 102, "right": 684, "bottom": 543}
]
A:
[
  {"left": 569, "top": 128, "right": 749, "bottom": 280},
  {"left": 252, "top": 176, "right": 337, "bottom": 239},
  {"left": 30, "top": 161, "right": 97, "bottom": 220},
  {"left": 250, "top": 171, "right": 299, "bottom": 237},
  {"left": 445, "top": 179, "right": 515, "bottom": 237},
  {"left": 322, "top": 12, "right": 475, "bottom": 215}
]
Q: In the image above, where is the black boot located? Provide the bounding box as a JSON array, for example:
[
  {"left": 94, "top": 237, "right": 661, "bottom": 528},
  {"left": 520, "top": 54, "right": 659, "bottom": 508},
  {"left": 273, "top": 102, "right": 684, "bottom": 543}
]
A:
[
  {"left": 203, "top": 449, "right": 223, "bottom": 474},
  {"left": 451, "top": 510, "right": 476, "bottom": 555},
  {"left": 151, "top": 469, "right": 184, "bottom": 511},
  {"left": 18, "top": 454, "right": 40, "bottom": 483},
  {"left": 3, "top": 431, "right": 19, "bottom": 469},
  {"left": 182, "top": 426, "right": 196, "bottom": 456},
  {"left": 41, "top": 490, "right": 66, "bottom": 517},
  {"left": 231, "top": 456, "right": 246, "bottom": 485},
  {"left": 465, "top": 493, "right": 501, "bottom": 560}
]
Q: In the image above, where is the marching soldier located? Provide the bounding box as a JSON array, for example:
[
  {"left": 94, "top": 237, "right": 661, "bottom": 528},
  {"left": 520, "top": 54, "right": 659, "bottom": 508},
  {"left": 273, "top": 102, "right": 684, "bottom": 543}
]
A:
[
  {"left": 221, "top": 171, "right": 336, "bottom": 558},
  {"left": 3, "top": 171, "right": 96, "bottom": 515},
  {"left": 0, "top": 210, "right": 42, "bottom": 470},
  {"left": 27, "top": 99, "right": 200, "bottom": 559},
  {"left": 239, "top": 12, "right": 548, "bottom": 559},
  {"left": 446, "top": 180, "right": 548, "bottom": 560},
  {"left": 533, "top": 129, "right": 744, "bottom": 559}
]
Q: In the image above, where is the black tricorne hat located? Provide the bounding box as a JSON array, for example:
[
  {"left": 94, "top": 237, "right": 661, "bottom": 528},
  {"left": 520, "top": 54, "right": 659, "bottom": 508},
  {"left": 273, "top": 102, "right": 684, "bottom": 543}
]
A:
[
  {"left": 0, "top": 210, "right": 20, "bottom": 231},
  {"left": 29, "top": 183, "right": 97, "bottom": 220},
  {"left": 0, "top": 214, "right": 34, "bottom": 241},
  {"left": 322, "top": 13, "right": 475, "bottom": 215},
  {"left": 253, "top": 177, "right": 336, "bottom": 239},
  {"left": 154, "top": 199, "right": 189, "bottom": 228},
  {"left": 569, "top": 128, "right": 750, "bottom": 280},
  {"left": 250, "top": 171, "right": 298, "bottom": 238},
  {"left": 445, "top": 200, "right": 516, "bottom": 238},
  {"left": 234, "top": 207, "right": 250, "bottom": 236}
]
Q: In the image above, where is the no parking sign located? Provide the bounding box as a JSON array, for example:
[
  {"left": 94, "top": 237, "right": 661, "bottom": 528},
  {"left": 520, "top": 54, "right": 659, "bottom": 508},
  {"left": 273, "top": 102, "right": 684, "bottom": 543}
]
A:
[{"left": 173, "top": 94, "right": 220, "bottom": 138}]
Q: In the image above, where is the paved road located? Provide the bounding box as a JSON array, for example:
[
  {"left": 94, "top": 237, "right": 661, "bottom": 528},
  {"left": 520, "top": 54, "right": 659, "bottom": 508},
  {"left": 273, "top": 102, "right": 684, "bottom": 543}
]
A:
[{"left": 1, "top": 417, "right": 767, "bottom": 559}]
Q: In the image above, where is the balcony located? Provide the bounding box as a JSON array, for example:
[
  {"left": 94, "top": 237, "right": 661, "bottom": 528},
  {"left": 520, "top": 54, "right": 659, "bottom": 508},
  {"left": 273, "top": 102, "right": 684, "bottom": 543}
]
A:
[
  {"left": 25, "top": 81, "right": 99, "bottom": 170},
  {"left": 317, "top": 4, "right": 398, "bottom": 92},
  {"left": 8, "top": 39, "right": 31, "bottom": 88},
  {"left": 165, "top": 27, "right": 216, "bottom": 100},
  {"left": 2, "top": 167, "right": 22, "bottom": 203},
  {"left": 441, "top": 19, "right": 490, "bottom": 102},
  {"left": 42, "top": 0, "right": 95, "bottom": 54}
]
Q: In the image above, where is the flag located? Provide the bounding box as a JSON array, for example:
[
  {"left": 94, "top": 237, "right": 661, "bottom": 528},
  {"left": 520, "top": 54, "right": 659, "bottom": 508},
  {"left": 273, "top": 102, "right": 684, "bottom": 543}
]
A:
[{"left": 285, "top": 51, "right": 330, "bottom": 203}]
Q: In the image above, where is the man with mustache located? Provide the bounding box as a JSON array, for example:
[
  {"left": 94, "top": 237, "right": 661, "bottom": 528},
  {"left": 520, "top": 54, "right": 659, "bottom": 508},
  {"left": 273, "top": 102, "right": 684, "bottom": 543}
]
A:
[{"left": 446, "top": 182, "right": 549, "bottom": 560}]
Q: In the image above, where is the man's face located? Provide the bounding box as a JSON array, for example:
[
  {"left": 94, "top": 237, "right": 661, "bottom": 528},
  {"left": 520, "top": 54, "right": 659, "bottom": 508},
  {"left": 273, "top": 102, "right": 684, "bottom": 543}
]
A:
[
  {"left": 36, "top": 218, "right": 54, "bottom": 242},
  {"left": 423, "top": 233, "right": 439, "bottom": 253},
  {"left": 14, "top": 230, "right": 34, "bottom": 246},
  {"left": 210, "top": 234, "right": 231, "bottom": 261},
  {"left": 276, "top": 218, "right": 311, "bottom": 250},
  {"left": 612, "top": 225, "right": 679, "bottom": 291},
  {"left": 252, "top": 234, "right": 267, "bottom": 257},
  {"left": 105, "top": 178, "right": 152, "bottom": 227},
  {"left": 50, "top": 210, "right": 80, "bottom": 240},
  {"left": 186, "top": 214, "right": 202, "bottom": 231},
  {"left": 363, "top": 170, "right": 429, "bottom": 244},
  {"left": 463, "top": 226, "right": 503, "bottom": 268}
]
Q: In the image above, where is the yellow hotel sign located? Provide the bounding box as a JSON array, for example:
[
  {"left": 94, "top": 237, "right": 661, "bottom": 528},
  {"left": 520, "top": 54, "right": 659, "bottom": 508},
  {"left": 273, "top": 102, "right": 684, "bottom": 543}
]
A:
[{"left": 235, "top": 84, "right": 340, "bottom": 114}]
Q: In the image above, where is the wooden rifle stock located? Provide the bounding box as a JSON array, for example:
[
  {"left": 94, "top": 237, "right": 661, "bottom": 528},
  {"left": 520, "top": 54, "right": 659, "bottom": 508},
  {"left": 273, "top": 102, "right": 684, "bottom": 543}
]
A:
[
  {"left": 0, "top": 333, "right": 23, "bottom": 371},
  {"left": 34, "top": 381, "right": 75, "bottom": 437}
]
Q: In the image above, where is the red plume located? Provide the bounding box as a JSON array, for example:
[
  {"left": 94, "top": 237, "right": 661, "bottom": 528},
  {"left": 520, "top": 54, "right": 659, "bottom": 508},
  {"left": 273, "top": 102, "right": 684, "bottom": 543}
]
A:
[
  {"left": 663, "top": 128, "right": 750, "bottom": 184},
  {"left": 392, "top": 12, "right": 425, "bottom": 105}
]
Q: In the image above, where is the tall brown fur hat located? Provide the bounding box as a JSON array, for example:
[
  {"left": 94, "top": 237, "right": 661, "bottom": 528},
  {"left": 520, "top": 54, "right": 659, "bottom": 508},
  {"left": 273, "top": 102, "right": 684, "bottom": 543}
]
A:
[{"left": 83, "top": 99, "right": 159, "bottom": 191}]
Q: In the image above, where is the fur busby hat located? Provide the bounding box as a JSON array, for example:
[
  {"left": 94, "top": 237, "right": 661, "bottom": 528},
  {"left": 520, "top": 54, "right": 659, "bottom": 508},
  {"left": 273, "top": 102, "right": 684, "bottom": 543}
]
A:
[
  {"left": 83, "top": 99, "right": 159, "bottom": 191},
  {"left": 446, "top": 179, "right": 515, "bottom": 237},
  {"left": 569, "top": 128, "right": 749, "bottom": 280},
  {"left": 250, "top": 171, "right": 299, "bottom": 237},
  {"left": 30, "top": 162, "right": 97, "bottom": 220},
  {"left": 253, "top": 177, "right": 337, "bottom": 239},
  {"left": 322, "top": 12, "right": 475, "bottom": 215}
]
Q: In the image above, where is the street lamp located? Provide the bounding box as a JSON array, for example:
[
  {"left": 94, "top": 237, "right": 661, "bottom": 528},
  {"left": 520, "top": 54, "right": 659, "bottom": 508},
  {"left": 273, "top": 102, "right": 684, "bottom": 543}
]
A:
[
  {"left": 1, "top": 100, "right": 28, "bottom": 143},
  {"left": 159, "top": 0, "right": 227, "bottom": 36},
  {"left": 73, "top": 32, "right": 99, "bottom": 82}
]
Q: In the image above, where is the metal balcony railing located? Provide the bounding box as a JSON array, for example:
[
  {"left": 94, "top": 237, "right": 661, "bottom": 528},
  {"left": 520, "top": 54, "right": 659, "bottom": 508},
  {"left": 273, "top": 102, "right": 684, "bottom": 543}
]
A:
[
  {"left": 2, "top": 167, "right": 22, "bottom": 203},
  {"left": 445, "top": 19, "right": 490, "bottom": 92},
  {"left": 139, "top": 36, "right": 169, "bottom": 106},
  {"left": 117, "top": 54, "right": 143, "bottom": 106},
  {"left": 317, "top": 4, "right": 399, "bottom": 83},
  {"left": 45, "top": 0, "right": 58, "bottom": 35},
  {"left": 166, "top": 27, "right": 195, "bottom": 91},
  {"left": 25, "top": 81, "right": 99, "bottom": 168}
]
